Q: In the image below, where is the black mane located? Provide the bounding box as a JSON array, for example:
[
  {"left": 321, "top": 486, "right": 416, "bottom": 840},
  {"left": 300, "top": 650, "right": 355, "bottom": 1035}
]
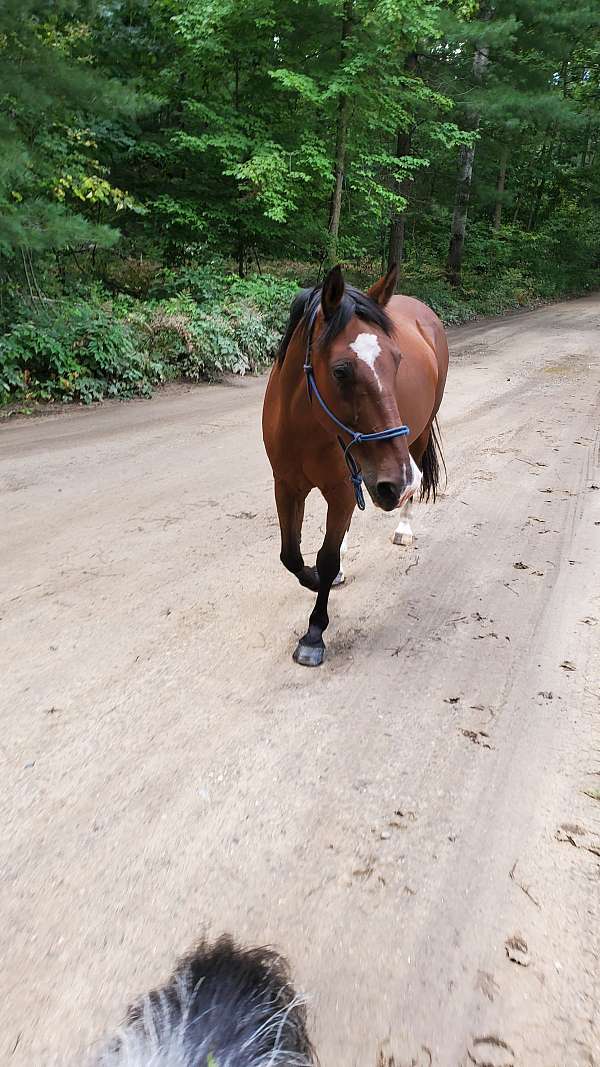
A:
[{"left": 277, "top": 283, "right": 393, "bottom": 363}]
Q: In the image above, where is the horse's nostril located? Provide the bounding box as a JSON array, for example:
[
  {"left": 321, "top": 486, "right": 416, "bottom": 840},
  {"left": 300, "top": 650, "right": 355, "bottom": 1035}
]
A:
[{"left": 376, "top": 480, "right": 400, "bottom": 507}]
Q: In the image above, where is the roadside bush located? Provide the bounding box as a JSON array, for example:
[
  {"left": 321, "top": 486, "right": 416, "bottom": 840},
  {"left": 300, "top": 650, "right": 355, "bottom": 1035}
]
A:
[
  {"left": 104, "top": 256, "right": 163, "bottom": 297},
  {"left": 0, "top": 302, "right": 163, "bottom": 404},
  {"left": 2, "top": 247, "right": 596, "bottom": 409},
  {"left": 1, "top": 271, "right": 299, "bottom": 405},
  {"left": 226, "top": 275, "right": 299, "bottom": 330},
  {"left": 153, "top": 265, "right": 298, "bottom": 329},
  {"left": 137, "top": 291, "right": 285, "bottom": 380}
]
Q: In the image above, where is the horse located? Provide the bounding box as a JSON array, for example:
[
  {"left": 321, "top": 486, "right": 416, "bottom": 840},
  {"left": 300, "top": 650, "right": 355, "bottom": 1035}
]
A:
[{"left": 262, "top": 264, "right": 448, "bottom": 667}]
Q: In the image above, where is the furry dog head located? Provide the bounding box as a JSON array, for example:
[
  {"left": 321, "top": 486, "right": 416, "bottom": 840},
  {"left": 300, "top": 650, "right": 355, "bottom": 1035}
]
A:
[{"left": 92, "top": 935, "right": 316, "bottom": 1067}]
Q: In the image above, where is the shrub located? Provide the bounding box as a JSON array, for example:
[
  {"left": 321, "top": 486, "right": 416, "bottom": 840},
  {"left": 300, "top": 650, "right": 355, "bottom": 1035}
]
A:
[
  {"left": 0, "top": 301, "right": 162, "bottom": 404},
  {"left": 0, "top": 269, "right": 302, "bottom": 405},
  {"left": 4, "top": 249, "right": 595, "bottom": 409},
  {"left": 104, "top": 256, "right": 163, "bottom": 297},
  {"left": 137, "top": 291, "right": 283, "bottom": 380}
]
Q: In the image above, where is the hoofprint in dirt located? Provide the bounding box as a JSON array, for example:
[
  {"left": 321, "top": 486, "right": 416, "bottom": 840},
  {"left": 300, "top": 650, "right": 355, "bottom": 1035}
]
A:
[{"left": 1, "top": 296, "right": 599, "bottom": 1067}]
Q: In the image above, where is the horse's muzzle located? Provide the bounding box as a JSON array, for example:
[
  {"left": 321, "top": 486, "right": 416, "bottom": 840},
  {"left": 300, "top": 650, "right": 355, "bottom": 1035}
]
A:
[
  {"left": 374, "top": 480, "right": 403, "bottom": 510},
  {"left": 370, "top": 456, "right": 422, "bottom": 512}
]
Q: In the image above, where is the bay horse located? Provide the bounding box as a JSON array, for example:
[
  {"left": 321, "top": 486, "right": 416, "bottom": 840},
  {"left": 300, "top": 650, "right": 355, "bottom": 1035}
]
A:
[{"left": 262, "top": 264, "right": 448, "bottom": 667}]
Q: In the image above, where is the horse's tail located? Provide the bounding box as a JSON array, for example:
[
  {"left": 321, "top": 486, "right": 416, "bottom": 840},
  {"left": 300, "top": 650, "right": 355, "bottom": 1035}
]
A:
[
  {"left": 93, "top": 935, "right": 316, "bottom": 1067},
  {"left": 419, "top": 418, "right": 446, "bottom": 503}
]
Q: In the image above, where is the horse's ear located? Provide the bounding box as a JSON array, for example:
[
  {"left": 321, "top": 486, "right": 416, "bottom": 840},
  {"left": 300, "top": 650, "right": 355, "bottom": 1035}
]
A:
[
  {"left": 321, "top": 264, "right": 345, "bottom": 320},
  {"left": 367, "top": 264, "right": 398, "bottom": 306}
]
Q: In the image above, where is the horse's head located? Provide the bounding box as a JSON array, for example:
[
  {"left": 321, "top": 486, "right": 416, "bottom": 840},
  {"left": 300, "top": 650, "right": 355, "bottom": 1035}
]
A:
[{"left": 311, "top": 264, "right": 419, "bottom": 512}]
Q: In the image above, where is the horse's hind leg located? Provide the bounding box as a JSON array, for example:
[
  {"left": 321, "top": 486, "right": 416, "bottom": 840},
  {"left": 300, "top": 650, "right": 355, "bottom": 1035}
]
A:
[
  {"left": 275, "top": 479, "right": 320, "bottom": 592},
  {"left": 294, "top": 491, "right": 354, "bottom": 667}
]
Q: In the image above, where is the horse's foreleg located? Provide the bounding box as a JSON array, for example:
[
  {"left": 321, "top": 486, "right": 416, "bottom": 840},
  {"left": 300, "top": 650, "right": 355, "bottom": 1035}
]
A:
[
  {"left": 332, "top": 528, "right": 350, "bottom": 585},
  {"left": 274, "top": 480, "right": 320, "bottom": 592},
  {"left": 392, "top": 498, "right": 414, "bottom": 546},
  {"left": 392, "top": 433, "right": 428, "bottom": 546},
  {"left": 293, "top": 494, "right": 354, "bottom": 667}
]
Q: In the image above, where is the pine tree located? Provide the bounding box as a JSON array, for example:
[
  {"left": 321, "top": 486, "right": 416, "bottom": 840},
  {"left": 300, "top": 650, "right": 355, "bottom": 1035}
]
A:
[{"left": 0, "top": 0, "right": 139, "bottom": 261}]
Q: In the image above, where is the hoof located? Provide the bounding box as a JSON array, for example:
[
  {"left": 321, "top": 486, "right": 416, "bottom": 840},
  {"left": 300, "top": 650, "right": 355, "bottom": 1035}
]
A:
[
  {"left": 332, "top": 569, "right": 345, "bottom": 586},
  {"left": 393, "top": 530, "right": 414, "bottom": 546},
  {"left": 293, "top": 639, "right": 325, "bottom": 667}
]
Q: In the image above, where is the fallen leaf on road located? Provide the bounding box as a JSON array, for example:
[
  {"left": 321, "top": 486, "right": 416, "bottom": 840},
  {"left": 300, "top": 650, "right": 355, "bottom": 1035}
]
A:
[
  {"left": 505, "top": 935, "right": 529, "bottom": 966},
  {"left": 509, "top": 861, "right": 541, "bottom": 908},
  {"left": 513, "top": 561, "right": 529, "bottom": 570},
  {"left": 461, "top": 729, "right": 493, "bottom": 750},
  {"left": 468, "top": 1035, "right": 514, "bottom": 1067},
  {"left": 557, "top": 823, "right": 585, "bottom": 838},
  {"left": 393, "top": 809, "right": 416, "bottom": 822},
  {"left": 555, "top": 826, "right": 600, "bottom": 858},
  {"left": 560, "top": 660, "right": 576, "bottom": 671},
  {"left": 352, "top": 860, "right": 375, "bottom": 881}
]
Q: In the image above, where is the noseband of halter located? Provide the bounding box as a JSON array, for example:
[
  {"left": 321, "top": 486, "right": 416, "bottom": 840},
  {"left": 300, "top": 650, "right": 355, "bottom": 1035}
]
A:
[{"left": 303, "top": 313, "right": 410, "bottom": 511}]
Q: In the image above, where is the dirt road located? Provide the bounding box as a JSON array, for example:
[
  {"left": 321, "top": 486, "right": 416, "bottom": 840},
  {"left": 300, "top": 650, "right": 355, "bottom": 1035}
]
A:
[{"left": 2, "top": 296, "right": 599, "bottom": 1066}]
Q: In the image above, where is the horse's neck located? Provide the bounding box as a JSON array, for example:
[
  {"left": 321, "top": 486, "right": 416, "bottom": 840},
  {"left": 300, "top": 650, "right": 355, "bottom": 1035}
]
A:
[{"left": 281, "top": 332, "right": 309, "bottom": 390}]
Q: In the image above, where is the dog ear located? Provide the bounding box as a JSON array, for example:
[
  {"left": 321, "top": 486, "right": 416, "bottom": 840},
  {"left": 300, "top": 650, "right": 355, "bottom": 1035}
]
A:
[
  {"left": 367, "top": 264, "right": 398, "bottom": 306},
  {"left": 321, "top": 264, "right": 345, "bottom": 319}
]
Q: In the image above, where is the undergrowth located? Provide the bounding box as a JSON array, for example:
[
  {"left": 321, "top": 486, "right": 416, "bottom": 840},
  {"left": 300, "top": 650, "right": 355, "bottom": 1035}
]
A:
[{"left": 1, "top": 248, "right": 597, "bottom": 408}]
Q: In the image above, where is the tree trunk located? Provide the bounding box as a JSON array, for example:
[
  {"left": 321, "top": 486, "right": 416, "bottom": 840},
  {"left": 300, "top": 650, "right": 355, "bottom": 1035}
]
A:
[
  {"left": 527, "top": 131, "right": 553, "bottom": 230},
  {"left": 511, "top": 191, "right": 521, "bottom": 224},
  {"left": 446, "top": 140, "right": 478, "bottom": 286},
  {"left": 327, "top": 94, "right": 350, "bottom": 265},
  {"left": 387, "top": 54, "right": 418, "bottom": 279},
  {"left": 326, "top": 0, "right": 353, "bottom": 266},
  {"left": 492, "top": 145, "right": 509, "bottom": 229},
  {"left": 387, "top": 129, "right": 411, "bottom": 273},
  {"left": 445, "top": 3, "right": 493, "bottom": 286},
  {"left": 387, "top": 213, "right": 406, "bottom": 276},
  {"left": 236, "top": 231, "right": 245, "bottom": 278}
]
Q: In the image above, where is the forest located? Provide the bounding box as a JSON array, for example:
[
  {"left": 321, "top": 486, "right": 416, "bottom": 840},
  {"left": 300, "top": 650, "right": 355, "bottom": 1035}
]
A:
[{"left": 1, "top": 0, "right": 599, "bottom": 406}]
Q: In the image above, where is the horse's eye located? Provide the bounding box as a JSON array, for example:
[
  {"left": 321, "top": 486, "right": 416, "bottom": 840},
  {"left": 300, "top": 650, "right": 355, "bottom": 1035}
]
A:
[{"left": 332, "top": 362, "right": 353, "bottom": 384}]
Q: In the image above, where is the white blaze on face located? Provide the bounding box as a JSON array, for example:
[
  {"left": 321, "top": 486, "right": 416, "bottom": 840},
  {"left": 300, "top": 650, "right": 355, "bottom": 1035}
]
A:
[{"left": 349, "top": 332, "right": 382, "bottom": 391}]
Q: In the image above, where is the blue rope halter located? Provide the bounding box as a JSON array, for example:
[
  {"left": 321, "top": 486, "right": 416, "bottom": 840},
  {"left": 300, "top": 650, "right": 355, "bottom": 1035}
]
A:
[{"left": 303, "top": 320, "right": 410, "bottom": 511}]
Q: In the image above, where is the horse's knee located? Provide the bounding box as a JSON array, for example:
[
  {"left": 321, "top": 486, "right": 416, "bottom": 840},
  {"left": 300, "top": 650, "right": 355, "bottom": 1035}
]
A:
[{"left": 280, "top": 547, "right": 302, "bottom": 575}]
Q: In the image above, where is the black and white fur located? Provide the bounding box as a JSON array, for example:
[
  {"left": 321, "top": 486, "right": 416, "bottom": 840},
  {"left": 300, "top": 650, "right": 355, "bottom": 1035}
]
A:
[{"left": 91, "top": 936, "right": 316, "bottom": 1067}]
